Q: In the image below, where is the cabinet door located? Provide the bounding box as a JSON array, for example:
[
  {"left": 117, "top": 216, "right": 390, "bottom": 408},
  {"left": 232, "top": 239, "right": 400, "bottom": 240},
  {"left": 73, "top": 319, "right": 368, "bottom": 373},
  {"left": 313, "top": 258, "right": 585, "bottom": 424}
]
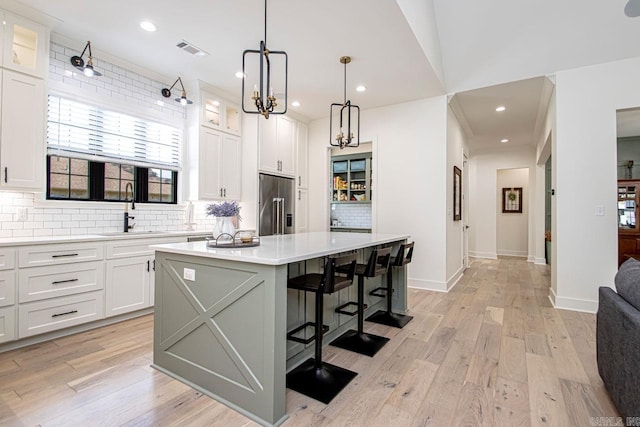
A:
[
  {"left": 259, "top": 117, "right": 278, "bottom": 174},
  {"left": 295, "top": 188, "right": 308, "bottom": 233},
  {"left": 201, "top": 92, "right": 223, "bottom": 130},
  {"left": 0, "top": 70, "right": 45, "bottom": 190},
  {"left": 2, "top": 13, "right": 49, "bottom": 78},
  {"left": 296, "top": 122, "right": 308, "bottom": 188},
  {"left": 105, "top": 256, "right": 150, "bottom": 317},
  {"left": 199, "top": 129, "right": 223, "bottom": 200},
  {"left": 0, "top": 306, "right": 16, "bottom": 343},
  {"left": 221, "top": 134, "right": 242, "bottom": 200},
  {"left": 0, "top": 270, "right": 15, "bottom": 308},
  {"left": 277, "top": 116, "right": 296, "bottom": 176},
  {"left": 150, "top": 257, "right": 156, "bottom": 307}
]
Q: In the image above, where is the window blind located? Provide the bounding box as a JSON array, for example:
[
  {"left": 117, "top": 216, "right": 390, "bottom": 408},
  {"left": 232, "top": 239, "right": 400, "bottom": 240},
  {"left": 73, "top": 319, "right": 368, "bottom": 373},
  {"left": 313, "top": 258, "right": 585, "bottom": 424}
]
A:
[{"left": 47, "top": 95, "right": 182, "bottom": 170}]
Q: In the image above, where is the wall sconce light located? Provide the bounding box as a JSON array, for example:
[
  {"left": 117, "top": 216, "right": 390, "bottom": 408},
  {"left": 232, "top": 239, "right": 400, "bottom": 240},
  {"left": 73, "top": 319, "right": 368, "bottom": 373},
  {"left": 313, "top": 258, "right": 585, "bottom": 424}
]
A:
[
  {"left": 330, "top": 56, "right": 360, "bottom": 149},
  {"left": 70, "top": 41, "right": 102, "bottom": 77},
  {"left": 241, "top": 0, "right": 288, "bottom": 119},
  {"left": 161, "top": 77, "right": 193, "bottom": 106}
]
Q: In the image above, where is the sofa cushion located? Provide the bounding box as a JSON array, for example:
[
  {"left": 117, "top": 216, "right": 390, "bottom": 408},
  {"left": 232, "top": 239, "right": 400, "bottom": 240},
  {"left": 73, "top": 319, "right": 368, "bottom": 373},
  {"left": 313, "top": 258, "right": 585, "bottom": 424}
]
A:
[{"left": 615, "top": 257, "right": 640, "bottom": 311}]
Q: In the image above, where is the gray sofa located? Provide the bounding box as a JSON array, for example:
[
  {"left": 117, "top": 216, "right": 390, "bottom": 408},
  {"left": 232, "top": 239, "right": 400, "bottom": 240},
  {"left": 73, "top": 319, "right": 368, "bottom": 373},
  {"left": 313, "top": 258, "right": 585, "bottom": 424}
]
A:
[{"left": 597, "top": 257, "right": 640, "bottom": 421}]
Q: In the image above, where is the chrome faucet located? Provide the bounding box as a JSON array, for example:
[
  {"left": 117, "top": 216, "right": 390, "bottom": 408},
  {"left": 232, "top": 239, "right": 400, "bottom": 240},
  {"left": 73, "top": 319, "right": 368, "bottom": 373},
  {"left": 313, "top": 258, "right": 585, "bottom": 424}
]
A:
[{"left": 124, "top": 182, "right": 135, "bottom": 232}]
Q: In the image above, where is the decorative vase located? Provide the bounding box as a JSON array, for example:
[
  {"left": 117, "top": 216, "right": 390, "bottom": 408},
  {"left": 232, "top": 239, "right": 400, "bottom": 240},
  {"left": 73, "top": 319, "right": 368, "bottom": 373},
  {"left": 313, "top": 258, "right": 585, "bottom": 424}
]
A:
[{"left": 214, "top": 216, "right": 236, "bottom": 242}]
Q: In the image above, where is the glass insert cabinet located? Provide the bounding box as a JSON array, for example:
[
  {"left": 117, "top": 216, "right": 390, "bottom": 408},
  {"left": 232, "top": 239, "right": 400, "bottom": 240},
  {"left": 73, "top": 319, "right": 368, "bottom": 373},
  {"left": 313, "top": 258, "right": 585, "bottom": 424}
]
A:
[
  {"left": 331, "top": 153, "right": 372, "bottom": 203},
  {"left": 618, "top": 180, "right": 640, "bottom": 265}
]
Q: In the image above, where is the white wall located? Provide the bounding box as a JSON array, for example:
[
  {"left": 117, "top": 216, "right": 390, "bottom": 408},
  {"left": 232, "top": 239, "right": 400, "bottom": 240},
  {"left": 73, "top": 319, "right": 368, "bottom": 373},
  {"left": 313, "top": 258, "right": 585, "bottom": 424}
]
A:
[
  {"left": 496, "top": 168, "right": 529, "bottom": 257},
  {"left": 468, "top": 146, "right": 536, "bottom": 259},
  {"left": 308, "top": 97, "right": 450, "bottom": 291},
  {"left": 446, "top": 107, "right": 466, "bottom": 287},
  {"left": 552, "top": 56, "right": 640, "bottom": 312}
]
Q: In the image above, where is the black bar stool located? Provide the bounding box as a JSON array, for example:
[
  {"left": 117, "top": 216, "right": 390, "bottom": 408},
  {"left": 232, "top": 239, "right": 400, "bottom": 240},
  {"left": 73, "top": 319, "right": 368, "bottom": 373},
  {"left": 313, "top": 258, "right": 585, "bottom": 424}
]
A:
[
  {"left": 366, "top": 242, "right": 414, "bottom": 328},
  {"left": 330, "top": 247, "right": 392, "bottom": 357},
  {"left": 286, "top": 253, "right": 358, "bottom": 404}
]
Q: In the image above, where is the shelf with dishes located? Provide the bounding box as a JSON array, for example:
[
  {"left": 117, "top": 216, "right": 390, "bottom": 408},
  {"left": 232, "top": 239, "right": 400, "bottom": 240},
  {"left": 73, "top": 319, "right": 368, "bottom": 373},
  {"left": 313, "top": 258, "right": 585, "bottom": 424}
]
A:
[{"left": 331, "top": 154, "right": 372, "bottom": 203}]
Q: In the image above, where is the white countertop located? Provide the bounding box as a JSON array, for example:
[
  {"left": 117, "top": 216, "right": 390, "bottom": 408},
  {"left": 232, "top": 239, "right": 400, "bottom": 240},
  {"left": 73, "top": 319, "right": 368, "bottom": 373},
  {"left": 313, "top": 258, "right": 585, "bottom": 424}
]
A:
[
  {"left": 0, "top": 230, "right": 210, "bottom": 247},
  {"left": 151, "top": 231, "right": 410, "bottom": 265}
]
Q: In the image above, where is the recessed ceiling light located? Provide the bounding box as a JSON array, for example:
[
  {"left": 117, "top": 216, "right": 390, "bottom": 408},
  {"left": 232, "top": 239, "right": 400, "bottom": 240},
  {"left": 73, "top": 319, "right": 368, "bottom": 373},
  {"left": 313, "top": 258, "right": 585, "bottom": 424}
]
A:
[
  {"left": 235, "top": 71, "right": 245, "bottom": 79},
  {"left": 356, "top": 85, "right": 367, "bottom": 92},
  {"left": 292, "top": 101, "right": 301, "bottom": 107},
  {"left": 495, "top": 105, "right": 506, "bottom": 112},
  {"left": 501, "top": 138, "right": 509, "bottom": 143},
  {"left": 139, "top": 21, "right": 157, "bottom": 32}
]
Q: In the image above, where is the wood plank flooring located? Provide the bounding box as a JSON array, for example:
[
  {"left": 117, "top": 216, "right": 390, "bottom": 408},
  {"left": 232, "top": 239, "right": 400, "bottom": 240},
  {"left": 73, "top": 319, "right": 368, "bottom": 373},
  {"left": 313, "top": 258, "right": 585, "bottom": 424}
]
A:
[{"left": 0, "top": 257, "right": 620, "bottom": 426}]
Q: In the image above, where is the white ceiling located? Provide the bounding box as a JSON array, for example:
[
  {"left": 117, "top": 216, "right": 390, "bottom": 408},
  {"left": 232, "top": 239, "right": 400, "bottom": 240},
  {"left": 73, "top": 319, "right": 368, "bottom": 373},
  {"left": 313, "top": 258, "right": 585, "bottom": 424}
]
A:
[{"left": 4, "top": 0, "right": 640, "bottom": 151}]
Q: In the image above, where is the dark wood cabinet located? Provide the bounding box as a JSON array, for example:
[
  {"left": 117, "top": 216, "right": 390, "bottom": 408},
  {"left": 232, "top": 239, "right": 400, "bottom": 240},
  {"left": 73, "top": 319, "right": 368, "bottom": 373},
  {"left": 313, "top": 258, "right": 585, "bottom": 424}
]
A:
[{"left": 618, "top": 180, "right": 640, "bottom": 265}]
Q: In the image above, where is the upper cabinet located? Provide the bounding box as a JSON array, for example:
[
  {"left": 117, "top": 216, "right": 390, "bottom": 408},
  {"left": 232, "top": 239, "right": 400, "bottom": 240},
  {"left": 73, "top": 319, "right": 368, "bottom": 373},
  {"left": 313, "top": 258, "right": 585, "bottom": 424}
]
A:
[
  {"left": 296, "top": 122, "right": 308, "bottom": 188},
  {"left": 2, "top": 12, "right": 49, "bottom": 79},
  {"left": 201, "top": 91, "right": 241, "bottom": 136},
  {"left": 259, "top": 115, "right": 296, "bottom": 177}
]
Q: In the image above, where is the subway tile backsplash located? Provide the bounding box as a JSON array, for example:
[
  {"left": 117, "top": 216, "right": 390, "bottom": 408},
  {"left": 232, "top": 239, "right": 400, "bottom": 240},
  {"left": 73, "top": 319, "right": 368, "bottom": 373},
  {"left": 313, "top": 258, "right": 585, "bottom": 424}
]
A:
[{"left": 331, "top": 204, "right": 372, "bottom": 228}]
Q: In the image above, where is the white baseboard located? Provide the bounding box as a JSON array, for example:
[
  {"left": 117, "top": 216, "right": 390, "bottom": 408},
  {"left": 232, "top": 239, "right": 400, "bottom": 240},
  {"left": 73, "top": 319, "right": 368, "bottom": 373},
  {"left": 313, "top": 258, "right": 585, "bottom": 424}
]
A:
[
  {"left": 548, "top": 287, "right": 598, "bottom": 313},
  {"left": 534, "top": 257, "right": 547, "bottom": 265},
  {"left": 408, "top": 277, "right": 447, "bottom": 292},
  {"left": 446, "top": 266, "right": 465, "bottom": 291},
  {"left": 469, "top": 251, "right": 497, "bottom": 260},
  {"left": 496, "top": 249, "right": 528, "bottom": 257}
]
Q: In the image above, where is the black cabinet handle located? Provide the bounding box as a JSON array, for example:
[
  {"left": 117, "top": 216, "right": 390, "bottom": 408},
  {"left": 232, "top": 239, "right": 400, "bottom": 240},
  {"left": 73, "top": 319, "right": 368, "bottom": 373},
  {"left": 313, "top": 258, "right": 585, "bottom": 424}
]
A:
[
  {"left": 52, "top": 278, "right": 79, "bottom": 285},
  {"left": 52, "top": 310, "right": 78, "bottom": 318},
  {"left": 3, "top": 167, "right": 6, "bottom": 183},
  {"left": 152, "top": 260, "right": 155, "bottom": 271},
  {"left": 147, "top": 260, "right": 150, "bottom": 272},
  {"left": 52, "top": 253, "right": 79, "bottom": 258}
]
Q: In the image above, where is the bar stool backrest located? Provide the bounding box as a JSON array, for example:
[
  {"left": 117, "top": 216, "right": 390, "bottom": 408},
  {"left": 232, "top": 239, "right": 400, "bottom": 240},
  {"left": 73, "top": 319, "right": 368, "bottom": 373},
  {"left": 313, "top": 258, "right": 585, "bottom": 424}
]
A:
[
  {"left": 363, "top": 247, "right": 392, "bottom": 277},
  {"left": 323, "top": 252, "right": 358, "bottom": 294},
  {"left": 392, "top": 242, "right": 414, "bottom": 267}
]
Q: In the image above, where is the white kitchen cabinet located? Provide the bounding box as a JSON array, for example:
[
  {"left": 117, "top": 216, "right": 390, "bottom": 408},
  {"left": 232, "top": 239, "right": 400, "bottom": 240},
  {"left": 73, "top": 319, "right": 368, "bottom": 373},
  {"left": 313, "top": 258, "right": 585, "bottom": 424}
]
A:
[
  {"left": 296, "top": 122, "right": 309, "bottom": 188},
  {"left": 0, "top": 305, "right": 16, "bottom": 343},
  {"left": 19, "top": 242, "right": 103, "bottom": 268},
  {"left": 0, "top": 69, "right": 45, "bottom": 191},
  {"left": 259, "top": 115, "right": 296, "bottom": 177},
  {"left": 190, "top": 128, "right": 241, "bottom": 200},
  {"left": 2, "top": 12, "right": 49, "bottom": 79},
  {"left": 0, "top": 248, "right": 16, "bottom": 270},
  {"left": 0, "top": 270, "right": 15, "bottom": 308},
  {"left": 105, "top": 256, "right": 151, "bottom": 317},
  {"left": 18, "top": 261, "right": 103, "bottom": 303},
  {"left": 18, "top": 291, "right": 103, "bottom": 338},
  {"left": 295, "top": 188, "right": 308, "bottom": 233},
  {"left": 201, "top": 91, "right": 241, "bottom": 136}
]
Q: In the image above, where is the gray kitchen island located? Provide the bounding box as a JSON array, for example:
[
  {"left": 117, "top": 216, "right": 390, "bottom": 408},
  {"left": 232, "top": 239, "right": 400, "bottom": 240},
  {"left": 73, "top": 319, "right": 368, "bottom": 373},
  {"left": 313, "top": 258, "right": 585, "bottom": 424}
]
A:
[{"left": 150, "top": 232, "right": 410, "bottom": 426}]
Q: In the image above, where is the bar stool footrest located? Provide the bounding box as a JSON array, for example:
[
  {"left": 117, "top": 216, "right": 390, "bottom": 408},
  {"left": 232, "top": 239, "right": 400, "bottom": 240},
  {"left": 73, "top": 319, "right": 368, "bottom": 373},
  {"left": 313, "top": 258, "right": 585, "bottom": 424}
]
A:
[
  {"left": 335, "top": 301, "right": 367, "bottom": 316},
  {"left": 369, "top": 287, "right": 393, "bottom": 298},
  {"left": 330, "top": 329, "right": 390, "bottom": 357},
  {"left": 366, "top": 310, "right": 413, "bottom": 329},
  {"left": 287, "top": 322, "right": 329, "bottom": 344},
  {"left": 286, "top": 358, "right": 358, "bottom": 404}
]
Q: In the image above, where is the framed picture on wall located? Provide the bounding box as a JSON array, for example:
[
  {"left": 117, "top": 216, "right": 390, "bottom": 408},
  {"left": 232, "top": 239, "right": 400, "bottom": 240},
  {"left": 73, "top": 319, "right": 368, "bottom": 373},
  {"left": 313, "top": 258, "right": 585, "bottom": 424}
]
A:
[
  {"left": 453, "top": 166, "right": 462, "bottom": 221},
  {"left": 502, "top": 187, "right": 523, "bottom": 213}
]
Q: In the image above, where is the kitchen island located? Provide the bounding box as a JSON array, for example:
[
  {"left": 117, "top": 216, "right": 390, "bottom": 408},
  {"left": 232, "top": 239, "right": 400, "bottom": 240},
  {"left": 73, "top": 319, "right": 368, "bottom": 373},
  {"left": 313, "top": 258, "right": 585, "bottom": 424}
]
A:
[{"left": 150, "top": 232, "right": 410, "bottom": 427}]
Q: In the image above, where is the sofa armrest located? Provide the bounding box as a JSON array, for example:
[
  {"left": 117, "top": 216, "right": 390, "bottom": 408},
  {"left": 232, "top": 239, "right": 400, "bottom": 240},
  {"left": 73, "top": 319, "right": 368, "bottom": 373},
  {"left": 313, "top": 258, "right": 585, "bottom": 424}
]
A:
[{"left": 597, "top": 286, "right": 640, "bottom": 420}]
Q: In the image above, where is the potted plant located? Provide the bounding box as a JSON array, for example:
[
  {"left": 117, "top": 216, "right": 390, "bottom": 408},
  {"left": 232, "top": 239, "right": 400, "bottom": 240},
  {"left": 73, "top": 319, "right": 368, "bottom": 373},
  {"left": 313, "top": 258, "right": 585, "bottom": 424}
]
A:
[{"left": 206, "top": 201, "right": 242, "bottom": 241}]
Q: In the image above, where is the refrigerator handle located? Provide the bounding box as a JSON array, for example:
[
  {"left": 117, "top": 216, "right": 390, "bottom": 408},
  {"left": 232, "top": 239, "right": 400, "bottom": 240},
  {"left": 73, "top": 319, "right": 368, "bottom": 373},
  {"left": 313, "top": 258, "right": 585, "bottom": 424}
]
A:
[
  {"left": 280, "top": 198, "right": 286, "bottom": 234},
  {"left": 272, "top": 198, "right": 279, "bottom": 235}
]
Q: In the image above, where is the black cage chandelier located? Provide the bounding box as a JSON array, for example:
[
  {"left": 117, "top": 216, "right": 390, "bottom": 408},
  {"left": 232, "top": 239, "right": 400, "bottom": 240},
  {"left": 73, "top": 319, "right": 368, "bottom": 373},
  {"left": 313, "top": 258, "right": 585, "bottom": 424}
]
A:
[
  {"left": 330, "top": 56, "right": 360, "bottom": 149},
  {"left": 241, "top": 0, "right": 288, "bottom": 119}
]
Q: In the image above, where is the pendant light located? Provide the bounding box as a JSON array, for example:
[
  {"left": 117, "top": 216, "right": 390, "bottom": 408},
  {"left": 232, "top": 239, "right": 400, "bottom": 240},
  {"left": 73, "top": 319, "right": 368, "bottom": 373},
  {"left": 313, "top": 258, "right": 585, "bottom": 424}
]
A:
[
  {"left": 161, "top": 77, "right": 193, "bottom": 106},
  {"left": 241, "top": 0, "right": 288, "bottom": 119},
  {"left": 330, "top": 56, "right": 360, "bottom": 149},
  {"left": 70, "top": 41, "right": 102, "bottom": 77}
]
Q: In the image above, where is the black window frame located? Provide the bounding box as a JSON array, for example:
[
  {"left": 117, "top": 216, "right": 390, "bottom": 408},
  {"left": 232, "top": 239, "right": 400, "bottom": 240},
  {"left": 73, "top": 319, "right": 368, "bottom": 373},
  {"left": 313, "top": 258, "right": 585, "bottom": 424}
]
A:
[{"left": 46, "top": 155, "right": 177, "bottom": 204}]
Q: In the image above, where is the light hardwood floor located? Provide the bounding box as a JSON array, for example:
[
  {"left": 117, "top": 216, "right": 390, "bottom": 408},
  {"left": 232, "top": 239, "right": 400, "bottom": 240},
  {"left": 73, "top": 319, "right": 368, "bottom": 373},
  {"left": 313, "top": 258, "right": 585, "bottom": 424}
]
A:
[{"left": 0, "top": 257, "right": 620, "bottom": 426}]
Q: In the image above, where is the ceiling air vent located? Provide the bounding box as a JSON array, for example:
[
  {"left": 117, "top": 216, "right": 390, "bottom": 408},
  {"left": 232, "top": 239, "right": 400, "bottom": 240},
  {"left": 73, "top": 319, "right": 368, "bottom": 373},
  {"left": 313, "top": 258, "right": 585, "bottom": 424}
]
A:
[{"left": 176, "top": 40, "right": 209, "bottom": 57}]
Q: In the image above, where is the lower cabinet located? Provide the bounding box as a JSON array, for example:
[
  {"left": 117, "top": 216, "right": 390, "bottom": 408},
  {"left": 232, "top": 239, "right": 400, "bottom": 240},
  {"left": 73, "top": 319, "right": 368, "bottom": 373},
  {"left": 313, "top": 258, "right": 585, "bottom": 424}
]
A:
[
  {"left": 0, "top": 306, "right": 16, "bottom": 343},
  {"left": 105, "top": 256, "right": 153, "bottom": 317},
  {"left": 18, "top": 291, "right": 104, "bottom": 338}
]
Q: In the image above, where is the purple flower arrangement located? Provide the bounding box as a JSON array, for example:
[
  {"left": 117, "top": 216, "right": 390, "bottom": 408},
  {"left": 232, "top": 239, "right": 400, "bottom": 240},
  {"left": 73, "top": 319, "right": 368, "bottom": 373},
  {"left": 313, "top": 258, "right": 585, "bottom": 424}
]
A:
[{"left": 205, "top": 201, "right": 242, "bottom": 220}]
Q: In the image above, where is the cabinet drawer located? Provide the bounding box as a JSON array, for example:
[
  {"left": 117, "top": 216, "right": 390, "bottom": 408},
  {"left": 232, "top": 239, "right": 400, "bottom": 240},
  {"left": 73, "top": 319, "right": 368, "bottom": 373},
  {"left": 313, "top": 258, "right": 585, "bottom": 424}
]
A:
[
  {"left": 18, "top": 291, "right": 104, "bottom": 338},
  {"left": 0, "top": 270, "right": 16, "bottom": 307},
  {"left": 0, "top": 248, "right": 16, "bottom": 270},
  {"left": 19, "top": 261, "right": 104, "bottom": 303},
  {"left": 0, "top": 306, "right": 16, "bottom": 343},
  {"left": 105, "top": 237, "right": 186, "bottom": 259},
  {"left": 19, "top": 243, "right": 104, "bottom": 267}
]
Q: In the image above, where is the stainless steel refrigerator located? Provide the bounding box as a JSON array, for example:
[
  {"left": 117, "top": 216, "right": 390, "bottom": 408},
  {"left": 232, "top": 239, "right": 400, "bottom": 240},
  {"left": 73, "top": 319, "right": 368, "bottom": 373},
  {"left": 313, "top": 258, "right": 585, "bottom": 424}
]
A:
[{"left": 259, "top": 173, "right": 295, "bottom": 236}]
